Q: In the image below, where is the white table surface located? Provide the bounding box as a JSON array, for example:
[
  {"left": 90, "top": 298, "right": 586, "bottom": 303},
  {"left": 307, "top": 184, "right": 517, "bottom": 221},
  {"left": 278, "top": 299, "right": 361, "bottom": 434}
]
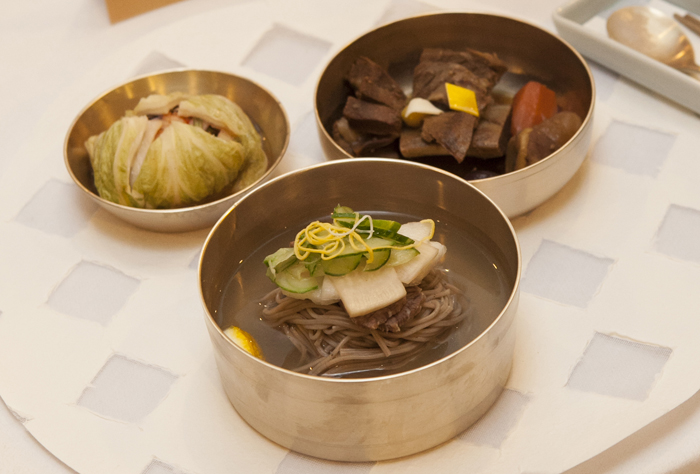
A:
[{"left": 2, "top": 0, "right": 700, "bottom": 473}]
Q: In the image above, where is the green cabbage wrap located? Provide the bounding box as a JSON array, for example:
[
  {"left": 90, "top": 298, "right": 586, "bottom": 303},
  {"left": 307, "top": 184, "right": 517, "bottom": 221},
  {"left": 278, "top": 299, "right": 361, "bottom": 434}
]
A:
[{"left": 85, "top": 93, "right": 267, "bottom": 209}]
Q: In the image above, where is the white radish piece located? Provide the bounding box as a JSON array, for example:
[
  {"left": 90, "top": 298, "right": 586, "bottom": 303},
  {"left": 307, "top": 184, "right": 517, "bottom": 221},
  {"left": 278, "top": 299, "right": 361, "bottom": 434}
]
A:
[
  {"left": 398, "top": 221, "right": 433, "bottom": 242},
  {"left": 319, "top": 276, "right": 340, "bottom": 303},
  {"left": 393, "top": 241, "right": 439, "bottom": 286},
  {"left": 429, "top": 241, "right": 446, "bottom": 263},
  {"left": 329, "top": 266, "right": 406, "bottom": 317}
]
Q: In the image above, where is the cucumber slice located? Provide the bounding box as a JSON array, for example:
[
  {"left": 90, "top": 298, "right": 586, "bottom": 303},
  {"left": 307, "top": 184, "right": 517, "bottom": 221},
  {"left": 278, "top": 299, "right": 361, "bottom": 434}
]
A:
[
  {"left": 362, "top": 236, "right": 395, "bottom": 249},
  {"left": 333, "top": 205, "right": 354, "bottom": 214},
  {"left": 335, "top": 240, "right": 366, "bottom": 257},
  {"left": 263, "top": 247, "right": 297, "bottom": 277},
  {"left": 301, "top": 252, "right": 323, "bottom": 277},
  {"left": 318, "top": 236, "right": 393, "bottom": 275},
  {"left": 386, "top": 247, "right": 419, "bottom": 267},
  {"left": 374, "top": 228, "right": 414, "bottom": 245},
  {"left": 305, "top": 261, "right": 323, "bottom": 277},
  {"left": 360, "top": 236, "right": 394, "bottom": 272},
  {"left": 330, "top": 207, "right": 414, "bottom": 245},
  {"left": 363, "top": 248, "right": 391, "bottom": 271},
  {"left": 319, "top": 233, "right": 387, "bottom": 258},
  {"left": 322, "top": 254, "right": 363, "bottom": 276},
  {"left": 334, "top": 220, "right": 414, "bottom": 245},
  {"left": 333, "top": 213, "right": 402, "bottom": 234},
  {"left": 271, "top": 262, "right": 319, "bottom": 293}
]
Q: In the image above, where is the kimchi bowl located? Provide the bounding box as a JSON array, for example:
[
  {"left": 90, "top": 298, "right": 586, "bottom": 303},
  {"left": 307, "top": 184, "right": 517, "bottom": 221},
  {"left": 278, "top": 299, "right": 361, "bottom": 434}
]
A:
[
  {"left": 315, "top": 12, "right": 595, "bottom": 218},
  {"left": 199, "top": 158, "right": 521, "bottom": 461},
  {"left": 64, "top": 69, "right": 289, "bottom": 233}
]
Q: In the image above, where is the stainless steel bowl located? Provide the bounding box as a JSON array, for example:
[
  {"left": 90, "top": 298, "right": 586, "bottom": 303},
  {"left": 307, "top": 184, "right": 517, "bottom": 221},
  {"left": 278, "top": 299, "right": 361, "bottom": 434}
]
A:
[
  {"left": 199, "top": 158, "right": 521, "bottom": 461},
  {"left": 64, "top": 69, "right": 290, "bottom": 233},
  {"left": 315, "top": 13, "right": 595, "bottom": 218}
]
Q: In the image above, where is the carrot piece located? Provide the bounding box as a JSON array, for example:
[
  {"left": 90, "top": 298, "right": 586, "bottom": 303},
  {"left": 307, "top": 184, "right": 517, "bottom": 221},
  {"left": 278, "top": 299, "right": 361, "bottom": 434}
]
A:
[{"left": 510, "top": 81, "right": 558, "bottom": 136}]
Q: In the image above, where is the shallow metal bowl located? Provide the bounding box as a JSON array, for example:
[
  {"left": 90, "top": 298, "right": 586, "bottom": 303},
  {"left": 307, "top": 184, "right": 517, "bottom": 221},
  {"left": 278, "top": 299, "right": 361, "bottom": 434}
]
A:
[
  {"left": 199, "top": 158, "right": 521, "bottom": 461},
  {"left": 315, "top": 13, "right": 595, "bottom": 218},
  {"left": 64, "top": 69, "right": 290, "bottom": 233}
]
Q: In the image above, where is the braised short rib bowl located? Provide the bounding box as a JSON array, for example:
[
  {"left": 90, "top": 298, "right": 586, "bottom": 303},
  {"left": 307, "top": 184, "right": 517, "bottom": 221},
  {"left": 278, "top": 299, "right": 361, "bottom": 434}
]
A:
[{"left": 315, "top": 13, "right": 594, "bottom": 218}]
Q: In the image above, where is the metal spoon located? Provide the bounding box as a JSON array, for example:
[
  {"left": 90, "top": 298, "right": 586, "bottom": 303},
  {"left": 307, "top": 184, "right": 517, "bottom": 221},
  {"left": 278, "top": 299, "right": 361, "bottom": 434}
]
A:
[{"left": 607, "top": 6, "right": 700, "bottom": 78}]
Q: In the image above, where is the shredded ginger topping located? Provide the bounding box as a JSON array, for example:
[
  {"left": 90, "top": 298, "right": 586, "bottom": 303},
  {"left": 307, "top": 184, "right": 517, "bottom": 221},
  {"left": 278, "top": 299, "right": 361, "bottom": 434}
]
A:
[{"left": 293, "top": 212, "right": 435, "bottom": 264}]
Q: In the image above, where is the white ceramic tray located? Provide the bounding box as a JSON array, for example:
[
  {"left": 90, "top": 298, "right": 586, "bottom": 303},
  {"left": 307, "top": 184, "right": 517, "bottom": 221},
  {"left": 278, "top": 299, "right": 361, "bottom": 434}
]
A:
[{"left": 553, "top": 0, "right": 700, "bottom": 115}]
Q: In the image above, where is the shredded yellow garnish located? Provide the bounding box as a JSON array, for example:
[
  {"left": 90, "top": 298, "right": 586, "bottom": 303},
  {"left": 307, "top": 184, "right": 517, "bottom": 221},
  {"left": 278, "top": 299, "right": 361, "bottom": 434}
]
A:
[
  {"left": 294, "top": 221, "right": 370, "bottom": 260},
  {"left": 293, "top": 214, "right": 435, "bottom": 264}
]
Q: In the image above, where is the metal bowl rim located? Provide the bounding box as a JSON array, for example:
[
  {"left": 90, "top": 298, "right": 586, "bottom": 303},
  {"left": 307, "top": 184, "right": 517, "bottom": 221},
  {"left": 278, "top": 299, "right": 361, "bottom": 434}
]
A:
[
  {"left": 63, "top": 67, "right": 291, "bottom": 215},
  {"left": 198, "top": 157, "right": 522, "bottom": 384}
]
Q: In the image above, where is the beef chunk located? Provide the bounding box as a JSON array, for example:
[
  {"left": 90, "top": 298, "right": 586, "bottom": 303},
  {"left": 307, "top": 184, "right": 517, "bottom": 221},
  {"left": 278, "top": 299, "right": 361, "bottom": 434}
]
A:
[
  {"left": 505, "top": 111, "right": 582, "bottom": 171},
  {"left": 342, "top": 96, "right": 402, "bottom": 136},
  {"left": 333, "top": 117, "right": 399, "bottom": 156},
  {"left": 419, "top": 48, "right": 507, "bottom": 85},
  {"left": 421, "top": 111, "right": 477, "bottom": 163},
  {"left": 382, "top": 287, "right": 425, "bottom": 332},
  {"left": 526, "top": 111, "right": 582, "bottom": 161},
  {"left": 347, "top": 56, "right": 407, "bottom": 111},
  {"left": 353, "top": 286, "right": 425, "bottom": 333},
  {"left": 413, "top": 48, "right": 508, "bottom": 113},
  {"left": 466, "top": 103, "right": 512, "bottom": 159},
  {"left": 400, "top": 99, "right": 511, "bottom": 160},
  {"left": 399, "top": 128, "right": 452, "bottom": 158},
  {"left": 413, "top": 61, "right": 493, "bottom": 111}
]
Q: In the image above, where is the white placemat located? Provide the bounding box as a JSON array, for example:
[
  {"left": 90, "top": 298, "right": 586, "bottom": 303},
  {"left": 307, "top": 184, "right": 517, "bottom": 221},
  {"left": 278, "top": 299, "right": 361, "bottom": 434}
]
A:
[{"left": 2, "top": 1, "right": 700, "bottom": 473}]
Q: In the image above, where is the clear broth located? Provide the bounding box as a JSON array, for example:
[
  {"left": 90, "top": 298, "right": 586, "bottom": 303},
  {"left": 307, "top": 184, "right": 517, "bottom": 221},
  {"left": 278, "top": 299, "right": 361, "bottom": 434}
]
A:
[{"left": 217, "top": 211, "right": 514, "bottom": 377}]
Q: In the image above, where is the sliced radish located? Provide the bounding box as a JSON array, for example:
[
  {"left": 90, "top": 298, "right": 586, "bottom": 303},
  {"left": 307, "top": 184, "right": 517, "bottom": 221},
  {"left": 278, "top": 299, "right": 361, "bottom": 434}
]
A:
[{"left": 328, "top": 266, "right": 406, "bottom": 317}]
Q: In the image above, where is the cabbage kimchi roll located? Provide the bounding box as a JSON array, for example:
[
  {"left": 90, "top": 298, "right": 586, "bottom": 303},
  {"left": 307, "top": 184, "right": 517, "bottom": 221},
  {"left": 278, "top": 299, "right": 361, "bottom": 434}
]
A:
[{"left": 85, "top": 93, "right": 265, "bottom": 209}]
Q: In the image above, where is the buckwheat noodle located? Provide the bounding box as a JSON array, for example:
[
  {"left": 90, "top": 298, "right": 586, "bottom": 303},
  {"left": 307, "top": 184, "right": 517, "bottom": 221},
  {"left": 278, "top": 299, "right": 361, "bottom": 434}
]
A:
[{"left": 260, "top": 269, "right": 466, "bottom": 376}]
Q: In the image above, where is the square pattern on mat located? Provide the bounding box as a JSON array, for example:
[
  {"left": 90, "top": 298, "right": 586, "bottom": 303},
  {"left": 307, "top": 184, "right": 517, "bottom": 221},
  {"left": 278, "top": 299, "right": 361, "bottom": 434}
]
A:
[
  {"left": 47, "top": 261, "right": 140, "bottom": 326},
  {"left": 591, "top": 119, "right": 675, "bottom": 177},
  {"left": 276, "top": 452, "right": 374, "bottom": 474},
  {"left": 567, "top": 333, "right": 671, "bottom": 400},
  {"left": 653, "top": 204, "right": 700, "bottom": 264},
  {"left": 15, "top": 179, "right": 97, "bottom": 237},
  {"left": 458, "top": 389, "right": 530, "bottom": 448},
  {"left": 521, "top": 240, "right": 613, "bottom": 308},
  {"left": 132, "top": 51, "right": 186, "bottom": 78},
  {"left": 242, "top": 24, "right": 332, "bottom": 86},
  {"left": 376, "top": 0, "right": 438, "bottom": 25},
  {"left": 78, "top": 354, "right": 177, "bottom": 424}
]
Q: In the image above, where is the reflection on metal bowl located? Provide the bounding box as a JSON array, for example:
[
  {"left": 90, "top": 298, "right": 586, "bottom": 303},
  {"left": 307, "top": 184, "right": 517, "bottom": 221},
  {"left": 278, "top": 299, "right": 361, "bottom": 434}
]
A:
[
  {"left": 64, "top": 69, "right": 290, "bottom": 233},
  {"left": 199, "top": 158, "right": 521, "bottom": 462},
  {"left": 315, "top": 13, "right": 595, "bottom": 218}
]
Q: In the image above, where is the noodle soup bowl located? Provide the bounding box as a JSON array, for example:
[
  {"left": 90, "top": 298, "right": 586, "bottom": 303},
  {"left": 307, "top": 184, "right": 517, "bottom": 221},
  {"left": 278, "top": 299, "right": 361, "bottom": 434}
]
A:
[{"left": 199, "top": 158, "right": 521, "bottom": 461}]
